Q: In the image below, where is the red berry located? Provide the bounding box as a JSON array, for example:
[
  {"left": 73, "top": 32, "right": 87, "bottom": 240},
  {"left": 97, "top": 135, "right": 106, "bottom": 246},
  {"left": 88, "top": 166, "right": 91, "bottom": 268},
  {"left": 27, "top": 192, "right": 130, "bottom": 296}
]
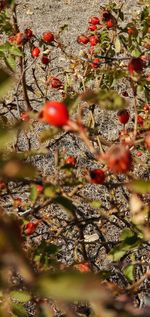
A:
[
  {"left": 137, "top": 151, "right": 142, "bottom": 157},
  {"left": 42, "top": 32, "right": 54, "bottom": 43},
  {"left": 89, "top": 35, "right": 99, "bottom": 46},
  {"left": 102, "top": 11, "right": 112, "bottom": 21},
  {"left": 77, "top": 35, "right": 89, "bottom": 44},
  {"left": 32, "top": 47, "right": 40, "bottom": 58},
  {"left": 146, "top": 74, "right": 150, "bottom": 81},
  {"left": 127, "top": 27, "right": 136, "bottom": 34},
  {"left": 117, "top": 109, "right": 130, "bottom": 124},
  {"left": 24, "top": 28, "right": 33, "bottom": 40},
  {"left": 76, "top": 262, "right": 90, "bottom": 272},
  {"left": 20, "top": 112, "right": 30, "bottom": 121},
  {"left": 41, "top": 55, "right": 50, "bottom": 65},
  {"left": 47, "top": 76, "right": 62, "bottom": 89},
  {"left": 24, "top": 221, "right": 39, "bottom": 235},
  {"left": 137, "top": 115, "right": 144, "bottom": 126},
  {"left": 147, "top": 26, "right": 150, "bottom": 33},
  {"left": 41, "top": 101, "right": 69, "bottom": 126},
  {"left": 90, "top": 169, "right": 105, "bottom": 184},
  {"left": 128, "top": 58, "right": 144, "bottom": 74},
  {"left": 0, "top": 181, "right": 6, "bottom": 190},
  {"left": 106, "top": 19, "right": 113, "bottom": 28},
  {"left": 143, "top": 104, "right": 150, "bottom": 112},
  {"left": 88, "top": 16, "right": 100, "bottom": 25},
  {"left": 103, "top": 145, "right": 132, "bottom": 174},
  {"left": 92, "top": 58, "right": 101, "bottom": 68},
  {"left": 36, "top": 184, "right": 43, "bottom": 192},
  {"left": 65, "top": 156, "right": 76, "bottom": 166},
  {"left": 88, "top": 25, "right": 97, "bottom": 31},
  {"left": 145, "top": 131, "right": 150, "bottom": 149}
]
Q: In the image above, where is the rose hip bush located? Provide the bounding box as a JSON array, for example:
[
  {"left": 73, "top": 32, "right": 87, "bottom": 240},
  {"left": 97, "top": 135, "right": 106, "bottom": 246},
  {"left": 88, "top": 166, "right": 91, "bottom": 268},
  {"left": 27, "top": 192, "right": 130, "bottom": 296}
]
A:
[{"left": 0, "top": 1, "right": 149, "bottom": 317}]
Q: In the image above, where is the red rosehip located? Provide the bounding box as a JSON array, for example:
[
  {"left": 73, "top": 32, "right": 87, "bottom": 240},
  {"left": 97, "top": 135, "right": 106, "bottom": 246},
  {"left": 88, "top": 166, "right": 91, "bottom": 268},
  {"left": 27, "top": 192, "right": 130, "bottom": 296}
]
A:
[
  {"left": 103, "top": 145, "right": 132, "bottom": 174},
  {"left": 77, "top": 34, "right": 89, "bottom": 44},
  {"left": 92, "top": 58, "right": 101, "bottom": 68},
  {"left": 76, "top": 262, "right": 90, "bottom": 272},
  {"left": 9, "top": 32, "right": 24, "bottom": 45},
  {"left": 24, "top": 221, "right": 39, "bottom": 235},
  {"left": 65, "top": 156, "right": 76, "bottom": 166},
  {"left": 24, "top": 28, "right": 33, "bottom": 40},
  {"left": 36, "top": 184, "right": 44, "bottom": 192},
  {"left": 106, "top": 19, "right": 113, "bottom": 28},
  {"left": 89, "top": 35, "right": 99, "bottom": 46},
  {"left": 137, "top": 115, "right": 144, "bottom": 126},
  {"left": 102, "top": 11, "right": 112, "bottom": 21},
  {"left": 40, "top": 100, "right": 69, "bottom": 126},
  {"left": 136, "top": 151, "right": 142, "bottom": 157},
  {"left": 41, "top": 55, "right": 50, "bottom": 65},
  {"left": 90, "top": 169, "right": 105, "bottom": 184},
  {"left": 143, "top": 104, "right": 150, "bottom": 112},
  {"left": 0, "top": 181, "right": 6, "bottom": 190},
  {"left": 32, "top": 47, "right": 40, "bottom": 57},
  {"left": 20, "top": 112, "right": 30, "bottom": 121},
  {"left": 47, "top": 76, "right": 62, "bottom": 89},
  {"left": 146, "top": 74, "right": 150, "bottom": 81},
  {"left": 128, "top": 58, "right": 144, "bottom": 74},
  {"left": 127, "top": 27, "right": 136, "bottom": 34},
  {"left": 88, "top": 16, "right": 100, "bottom": 25},
  {"left": 42, "top": 32, "right": 54, "bottom": 43},
  {"left": 145, "top": 131, "right": 150, "bottom": 149},
  {"left": 88, "top": 25, "right": 97, "bottom": 31},
  {"left": 117, "top": 109, "right": 130, "bottom": 124},
  {"left": 147, "top": 27, "right": 150, "bottom": 33}
]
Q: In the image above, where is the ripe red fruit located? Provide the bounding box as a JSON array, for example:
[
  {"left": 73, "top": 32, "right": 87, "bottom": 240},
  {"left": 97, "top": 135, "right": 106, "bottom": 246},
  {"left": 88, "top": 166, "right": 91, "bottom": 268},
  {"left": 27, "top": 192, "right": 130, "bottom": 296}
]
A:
[
  {"left": 128, "top": 58, "right": 144, "bottom": 74},
  {"left": 24, "top": 221, "right": 39, "bottom": 235},
  {"left": 103, "top": 145, "right": 132, "bottom": 174},
  {"left": 117, "top": 109, "right": 130, "bottom": 124},
  {"left": 0, "top": 181, "right": 6, "bottom": 190},
  {"left": 137, "top": 151, "right": 142, "bottom": 157},
  {"left": 76, "top": 262, "right": 90, "bottom": 272},
  {"left": 88, "top": 25, "right": 97, "bottom": 31},
  {"left": 32, "top": 47, "right": 40, "bottom": 58},
  {"left": 145, "top": 131, "right": 150, "bottom": 149},
  {"left": 106, "top": 19, "right": 113, "bottom": 28},
  {"left": 137, "top": 115, "right": 144, "bottom": 126},
  {"left": 147, "top": 27, "right": 150, "bottom": 33},
  {"left": 47, "top": 76, "right": 62, "bottom": 89},
  {"left": 9, "top": 32, "right": 24, "bottom": 45},
  {"left": 102, "top": 11, "right": 112, "bottom": 21},
  {"left": 90, "top": 169, "right": 105, "bottom": 184},
  {"left": 143, "top": 104, "right": 150, "bottom": 112},
  {"left": 65, "top": 156, "right": 76, "bottom": 166},
  {"left": 92, "top": 58, "right": 101, "bottom": 68},
  {"left": 146, "top": 74, "right": 150, "bottom": 81},
  {"left": 89, "top": 35, "right": 99, "bottom": 46},
  {"left": 36, "top": 184, "right": 44, "bottom": 192},
  {"left": 88, "top": 16, "right": 100, "bottom": 25},
  {"left": 127, "top": 27, "right": 136, "bottom": 34},
  {"left": 20, "top": 112, "right": 30, "bottom": 121},
  {"left": 77, "top": 34, "right": 89, "bottom": 44},
  {"left": 41, "top": 101, "right": 69, "bottom": 126},
  {"left": 24, "top": 28, "right": 33, "bottom": 40},
  {"left": 42, "top": 32, "right": 54, "bottom": 43},
  {"left": 41, "top": 55, "right": 50, "bottom": 65}
]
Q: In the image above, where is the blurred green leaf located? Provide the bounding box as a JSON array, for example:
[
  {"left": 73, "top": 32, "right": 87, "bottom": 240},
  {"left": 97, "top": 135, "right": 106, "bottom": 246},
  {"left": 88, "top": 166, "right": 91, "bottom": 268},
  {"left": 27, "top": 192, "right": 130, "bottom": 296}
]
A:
[
  {"left": 2, "top": 160, "right": 37, "bottom": 179},
  {"left": 36, "top": 271, "right": 108, "bottom": 301},
  {"left": 10, "top": 290, "right": 31, "bottom": 303},
  {"left": 11, "top": 303, "right": 28, "bottom": 317},
  {"left": 29, "top": 185, "right": 38, "bottom": 202},
  {"left": 131, "top": 49, "right": 141, "bottom": 57},
  {"left": 0, "top": 68, "right": 13, "bottom": 98},
  {"left": 5, "top": 55, "right": 16, "bottom": 71},
  {"left": 44, "top": 185, "right": 57, "bottom": 198},
  {"left": 123, "top": 264, "right": 135, "bottom": 282},
  {"left": 81, "top": 89, "right": 127, "bottom": 110},
  {"left": 128, "top": 180, "right": 150, "bottom": 193}
]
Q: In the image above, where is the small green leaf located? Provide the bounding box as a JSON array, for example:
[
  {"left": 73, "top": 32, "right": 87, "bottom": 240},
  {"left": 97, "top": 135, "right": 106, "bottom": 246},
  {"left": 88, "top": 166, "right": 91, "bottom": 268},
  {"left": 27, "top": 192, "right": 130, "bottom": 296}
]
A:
[
  {"left": 128, "top": 180, "right": 150, "bottom": 194},
  {"left": 114, "top": 37, "right": 121, "bottom": 53},
  {"left": 120, "top": 228, "right": 134, "bottom": 240},
  {"left": 89, "top": 200, "right": 102, "bottom": 209},
  {"left": 10, "top": 290, "right": 31, "bottom": 303},
  {"left": 29, "top": 185, "right": 38, "bottom": 202},
  {"left": 0, "top": 68, "right": 13, "bottom": 98},
  {"left": 12, "top": 303, "right": 28, "bottom": 317},
  {"left": 9, "top": 45, "right": 23, "bottom": 57},
  {"left": 123, "top": 264, "right": 135, "bottom": 282},
  {"left": 44, "top": 185, "right": 57, "bottom": 198},
  {"left": 5, "top": 55, "right": 16, "bottom": 71},
  {"left": 131, "top": 49, "right": 141, "bottom": 58}
]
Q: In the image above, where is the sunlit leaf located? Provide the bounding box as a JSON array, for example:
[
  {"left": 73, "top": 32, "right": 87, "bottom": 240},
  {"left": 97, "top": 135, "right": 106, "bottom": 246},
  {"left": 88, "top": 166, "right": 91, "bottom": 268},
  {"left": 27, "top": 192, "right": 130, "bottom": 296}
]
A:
[
  {"left": 10, "top": 290, "right": 31, "bottom": 303},
  {"left": 0, "top": 68, "right": 13, "bottom": 98},
  {"left": 11, "top": 303, "right": 28, "bottom": 317},
  {"left": 123, "top": 264, "right": 135, "bottom": 282},
  {"left": 29, "top": 185, "right": 38, "bottom": 202},
  {"left": 128, "top": 180, "right": 150, "bottom": 193}
]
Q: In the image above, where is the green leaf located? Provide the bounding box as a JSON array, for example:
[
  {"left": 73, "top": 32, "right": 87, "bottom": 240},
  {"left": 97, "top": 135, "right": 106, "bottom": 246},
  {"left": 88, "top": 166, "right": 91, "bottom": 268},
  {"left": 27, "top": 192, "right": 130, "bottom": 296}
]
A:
[
  {"left": 89, "top": 200, "right": 102, "bottom": 209},
  {"left": 54, "top": 195, "right": 75, "bottom": 217},
  {"left": 128, "top": 180, "right": 150, "bottom": 194},
  {"left": 131, "top": 49, "right": 141, "bottom": 57},
  {"left": 81, "top": 89, "right": 127, "bottom": 110},
  {"left": 123, "top": 264, "right": 135, "bottom": 282},
  {"left": 44, "top": 185, "right": 57, "bottom": 198},
  {"left": 0, "top": 68, "right": 13, "bottom": 98},
  {"left": 29, "top": 185, "right": 38, "bottom": 202},
  {"left": 11, "top": 303, "right": 28, "bottom": 317},
  {"left": 36, "top": 271, "right": 108, "bottom": 301},
  {"left": 5, "top": 55, "right": 16, "bottom": 71},
  {"left": 120, "top": 228, "right": 135, "bottom": 240},
  {"left": 9, "top": 46, "right": 23, "bottom": 57},
  {"left": 114, "top": 37, "right": 121, "bottom": 53},
  {"left": 10, "top": 290, "right": 31, "bottom": 303}
]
